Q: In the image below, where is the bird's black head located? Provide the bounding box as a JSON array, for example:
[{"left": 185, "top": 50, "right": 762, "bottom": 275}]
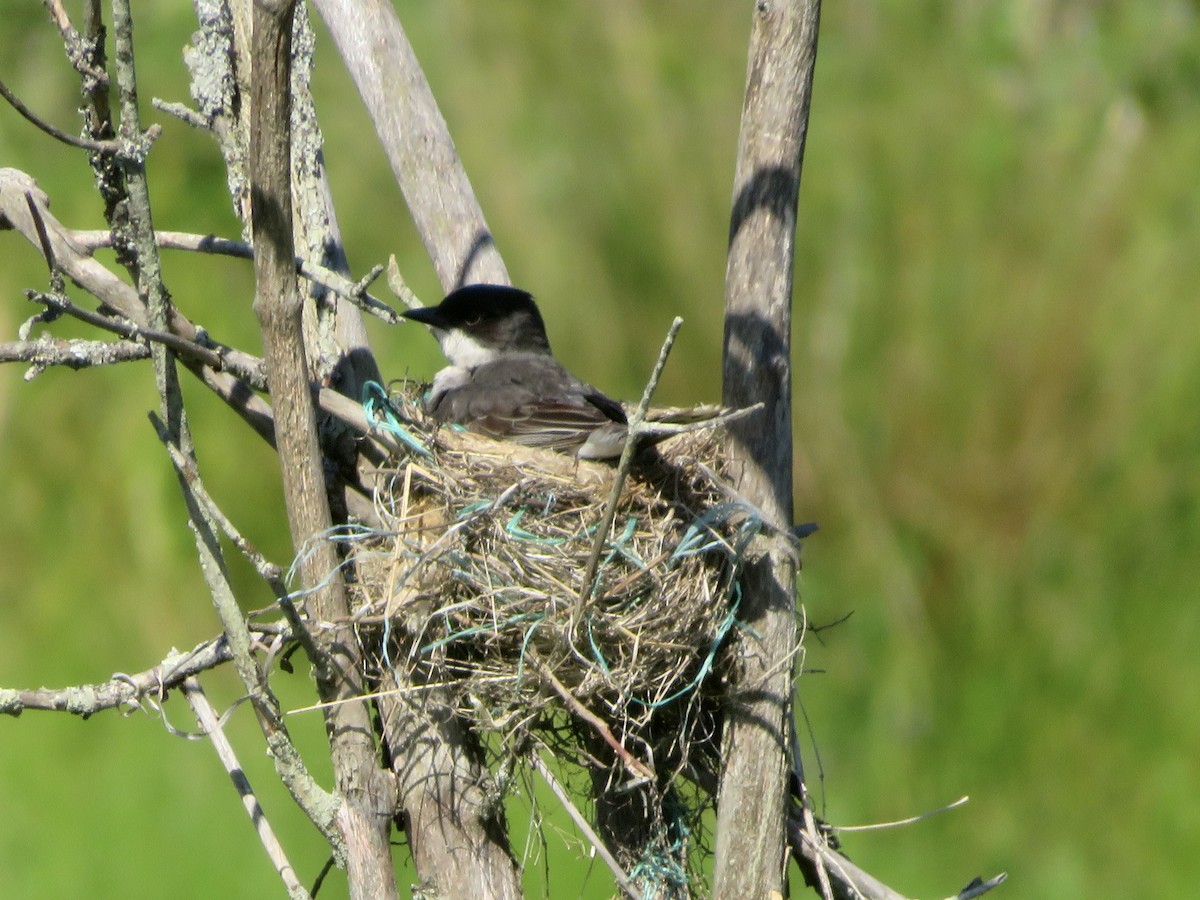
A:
[{"left": 403, "top": 285, "right": 552, "bottom": 360}]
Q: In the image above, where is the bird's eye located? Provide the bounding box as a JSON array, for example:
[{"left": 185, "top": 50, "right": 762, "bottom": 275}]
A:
[{"left": 465, "top": 315, "right": 483, "bottom": 326}]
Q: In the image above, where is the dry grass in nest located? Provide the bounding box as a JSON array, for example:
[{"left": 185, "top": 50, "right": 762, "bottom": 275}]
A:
[{"left": 350, "top": 391, "right": 758, "bottom": 785}]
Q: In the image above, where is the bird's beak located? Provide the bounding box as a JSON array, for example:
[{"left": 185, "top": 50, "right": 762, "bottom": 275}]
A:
[{"left": 401, "top": 306, "right": 450, "bottom": 330}]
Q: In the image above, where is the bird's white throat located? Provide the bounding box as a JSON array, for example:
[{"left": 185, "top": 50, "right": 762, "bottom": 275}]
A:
[{"left": 437, "top": 328, "right": 501, "bottom": 368}]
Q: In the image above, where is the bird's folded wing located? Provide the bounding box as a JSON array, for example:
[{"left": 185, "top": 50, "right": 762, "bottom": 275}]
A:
[{"left": 470, "top": 400, "right": 620, "bottom": 452}]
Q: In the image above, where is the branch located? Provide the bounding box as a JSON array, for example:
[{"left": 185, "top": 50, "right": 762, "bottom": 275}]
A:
[
  {"left": 22, "top": 288, "right": 263, "bottom": 386},
  {"left": 578, "top": 316, "right": 683, "bottom": 605},
  {"left": 0, "top": 74, "right": 119, "bottom": 153},
  {"left": 111, "top": 0, "right": 346, "bottom": 855},
  {"left": 0, "top": 167, "right": 277, "bottom": 443},
  {"left": 150, "top": 413, "right": 328, "bottom": 674},
  {"left": 0, "top": 335, "right": 149, "bottom": 377},
  {"left": 0, "top": 628, "right": 286, "bottom": 717},
  {"left": 713, "top": 0, "right": 821, "bottom": 896},
  {"left": 249, "top": 3, "right": 398, "bottom": 895},
  {"left": 311, "top": 0, "right": 508, "bottom": 290},
  {"left": 531, "top": 751, "right": 639, "bottom": 900},
  {"left": 2, "top": 173, "right": 391, "bottom": 509},
  {"left": 184, "top": 678, "right": 313, "bottom": 900},
  {"left": 40, "top": 0, "right": 110, "bottom": 85},
  {"left": 529, "top": 657, "right": 654, "bottom": 783},
  {"left": 786, "top": 810, "right": 1007, "bottom": 900}
]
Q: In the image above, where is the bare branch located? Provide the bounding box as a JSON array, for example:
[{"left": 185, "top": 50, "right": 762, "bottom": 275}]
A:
[
  {"left": 23, "top": 288, "right": 263, "bottom": 386},
  {"left": 311, "top": 0, "right": 508, "bottom": 290},
  {"left": 40, "top": 0, "right": 110, "bottom": 84},
  {"left": 529, "top": 657, "right": 654, "bottom": 783},
  {"left": 0, "top": 75, "right": 118, "bottom": 152},
  {"left": 150, "top": 412, "right": 328, "bottom": 673},
  {"left": 0, "top": 167, "right": 278, "bottom": 442},
  {"left": 0, "top": 335, "right": 149, "bottom": 377},
  {"left": 578, "top": 316, "right": 684, "bottom": 605},
  {"left": 531, "top": 751, "right": 639, "bottom": 900},
  {"left": 69, "top": 228, "right": 402, "bottom": 323},
  {"left": 713, "top": 0, "right": 821, "bottom": 896},
  {"left": 0, "top": 629, "right": 287, "bottom": 717},
  {"left": 249, "top": 2, "right": 398, "bottom": 894},
  {"left": 184, "top": 678, "right": 313, "bottom": 900},
  {"left": 149, "top": 409, "right": 344, "bottom": 857}
]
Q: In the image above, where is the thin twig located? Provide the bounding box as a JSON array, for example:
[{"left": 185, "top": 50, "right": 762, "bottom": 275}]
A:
[
  {"left": 0, "top": 169, "right": 275, "bottom": 446},
  {"left": 0, "top": 628, "right": 290, "bottom": 717},
  {"left": 528, "top": 657, "right": 653, "bottom": 782},
  {"left": 531, "top": 751, "right": 639, "bottom": 900},
  {"left": 0, "top": 75, "right": 119, "bottom": 153},
  {"left": 578, "top": 316, "right": 683, "bottom": 605},
  {"left": 151, "top": 98, "right": 209, "bottom": 129},
  {"left": 183, "top": 678, "right": 312, "bottom": 900},
  {"left": 24, "top": 289, "right": 265, "bottom": 388},
  {"left": 148, "top": 410, "right": 344, "bottom": 856},
  {"left": 70, "top": 229, "right": 403, "bottom": 323},
  {"left": 151, "top": 414, "right": 328, "bottom": 673}
]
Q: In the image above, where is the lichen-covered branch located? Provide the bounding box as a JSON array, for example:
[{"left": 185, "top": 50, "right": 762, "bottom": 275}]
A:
[
  {"left": 0, "top": 629, "right": 280, "bottom": 718},
  {"left": 248, "top": 2, "right": 398, "bottom": 895},
  {"left": 0, "top": 335, "right": 149, "bottom": 376}
]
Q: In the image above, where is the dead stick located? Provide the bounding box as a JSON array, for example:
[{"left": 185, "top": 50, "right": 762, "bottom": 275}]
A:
[
  {"left": 578, "top": 316, "right": 683, "bottom": 605},
  {"left": 183, "top": 678, "right": 312, "bottom": 899},
  {"left": 531, "top": 751, "right": 639, "bottom": 900}
]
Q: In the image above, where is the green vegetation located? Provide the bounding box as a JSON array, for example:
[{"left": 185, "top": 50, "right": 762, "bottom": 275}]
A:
[{"left": 2, "top": 2, "right": 1196, "bottom": 896}]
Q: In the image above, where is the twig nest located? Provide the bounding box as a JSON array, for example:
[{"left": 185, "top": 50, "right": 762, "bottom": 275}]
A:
[{"left": 354, "top": 393, "right": 756, "bottom": 737}]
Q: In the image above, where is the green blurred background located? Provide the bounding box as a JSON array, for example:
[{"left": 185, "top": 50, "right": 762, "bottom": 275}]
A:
[{"left": 2, "top": 1, "right": 1197, "bottom": 897}]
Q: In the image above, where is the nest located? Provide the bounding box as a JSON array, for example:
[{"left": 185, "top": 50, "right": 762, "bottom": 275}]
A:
[{"left": 349, "top": 388, "right": 759, "bottom": 880}]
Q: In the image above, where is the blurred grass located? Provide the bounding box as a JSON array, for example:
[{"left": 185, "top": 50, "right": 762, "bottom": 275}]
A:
[{"left": 2, "top": 1, "right": 1198, "bottom": 897}]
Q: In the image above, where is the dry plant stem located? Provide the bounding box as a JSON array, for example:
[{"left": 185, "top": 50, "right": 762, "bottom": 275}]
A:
[
  {"left": 0, "top": 75, "right": 118, "bottom": 152},
  {"left": 530, "top": 658, "right": 653, "bottom": 782},
  {"left": 0, "top": 631, "right": 285, "bottom": 717},
  {"left": 0, "top": 336, "right": 149, "bottom": 373},
  {"left": 0, "top": 168, "right": 276, "bottom": 444},
  {"left": 69, "top": 228, "right": 402, "bottom": 323},
  {"left": 311, "top": 0, "right": 508, "bottom": 289},
  {"left": 183, "top": 678, "right": 312, "bottom": 900},
  {"left": 579, "top": 315, "right": 684, "bottom": 605},
  {"left": 531, "top": 752, "right": 639, "bottom": 900},
  {"left": 151, "top": 414, "right": 329, "bottom": 679},
  {"left": 713, "top": 1, "right": 820, "bottom": 897},
  {"left": 250, "top": 2, "right": 398, "bottom": 896}
]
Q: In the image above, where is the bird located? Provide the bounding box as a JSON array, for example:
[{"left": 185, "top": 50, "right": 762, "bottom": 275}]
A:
[{"left": 401, "top": 284, "right": 631, "bottom": 459}]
